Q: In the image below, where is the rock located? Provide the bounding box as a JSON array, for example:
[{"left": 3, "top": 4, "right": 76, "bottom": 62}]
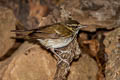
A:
[
  {"left": 104, "top": 27, "right": 120, "bottom": 80},
  {"left": 60, "top": 0, "right": 120, "bottom": 32},
  {"left": 2, "top": 42, "right": 56, "bottom": 80},
  {"left": 0, "top": 1, "right": 120, "bottom": 80},
  {"left": 0, "top": 7, "right": 16, "bottom": 57},
  {"left": 68, "top": 54, "right": 98, "bottom": 80}
]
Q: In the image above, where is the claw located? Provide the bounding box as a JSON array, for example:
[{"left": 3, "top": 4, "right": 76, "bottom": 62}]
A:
[
  {"left": 50, "top": 48, "right": 70, "bottom": 66},
  {"left": 57, "top": 59, "right": 70, "bottom": 66},
  {"left": 55, "top": 49, "right": 71, "bottom": 55}
]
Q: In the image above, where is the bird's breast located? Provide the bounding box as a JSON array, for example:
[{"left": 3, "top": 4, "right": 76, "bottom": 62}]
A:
[{"left": 37, "top": 37, "right": 73, "bottom": 49}]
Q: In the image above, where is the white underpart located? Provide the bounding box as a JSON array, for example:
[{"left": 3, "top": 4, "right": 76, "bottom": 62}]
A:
[
  {"left": 37, "top": 37, "right": 73, "bottom": 48},
  {"left": 37, "top": 29, "right": 79, "bottom": 49}
]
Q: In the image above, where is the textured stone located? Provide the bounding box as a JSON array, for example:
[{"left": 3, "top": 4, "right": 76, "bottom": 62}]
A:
[
  {"left": 68, "top": 54, "right": 98, "bottom": 80},
  {"left": 0, "top": 0, "right": 120, "bottom": 80},
  {"left": 104, "top": 27, "right": 120, "bottom": 80},
  {"left": 60, "top": 0, "right": 120, "bottom": 32},
  {"left": 2, "top": 42, "right": 56, "bottom": 80},
  {"left": 0, "top": 7, "right": 16, "bottom": 57}
]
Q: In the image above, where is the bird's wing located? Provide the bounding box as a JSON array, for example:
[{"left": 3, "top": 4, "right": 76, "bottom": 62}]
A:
[
  {"left": 11, "top": 29, "right": 64, "bottom": 39},
  {"left": 28, "top": 32, "right": 63, "bottom": 39},
  {"left": 11, "top": 23, "right": 73, "bottom": 39},
  {"left": 35, "top": 24, "right": 73, "bottom": 38}
]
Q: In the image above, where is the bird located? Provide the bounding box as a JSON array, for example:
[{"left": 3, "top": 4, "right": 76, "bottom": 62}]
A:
[{"left": 11, "top": 20, "right": 87, "bottom": 65}]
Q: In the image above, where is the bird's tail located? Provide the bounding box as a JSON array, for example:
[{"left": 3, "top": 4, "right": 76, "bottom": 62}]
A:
[
  {"left": 11, "top": 29, "right": 45, "bottom": 40},
  {"left": 11, "top": 29, "right": 33, "bottom": 40},
  {"left": 11, "top": 29, "right": 33, "bottom": 34}
]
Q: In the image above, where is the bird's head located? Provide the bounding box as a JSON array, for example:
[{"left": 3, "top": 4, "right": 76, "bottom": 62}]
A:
[{"left": 65, "top": 19, "right": 87, "bottom": 32}]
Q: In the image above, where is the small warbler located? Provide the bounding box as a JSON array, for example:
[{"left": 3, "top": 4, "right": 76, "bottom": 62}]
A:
[{"left": 12, "top": 20, "right": 87, "bottom": 65}]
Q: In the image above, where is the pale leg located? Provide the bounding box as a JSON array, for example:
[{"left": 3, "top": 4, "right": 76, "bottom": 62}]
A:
[{"left": 50, "top": 48, "right": 70, "bottom": 66}]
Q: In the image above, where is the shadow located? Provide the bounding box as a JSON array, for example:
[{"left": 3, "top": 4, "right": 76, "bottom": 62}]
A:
[{"left": 0, "top": 39, "right": 24, "bottom": 61}]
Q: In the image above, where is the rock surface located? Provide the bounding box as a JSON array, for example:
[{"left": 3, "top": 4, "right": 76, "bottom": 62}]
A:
[
  {"left": 68, "top": 54, "right": 98, "bottom": 80},
  {"left": 0, "top": 7, "right": 16, "bottom": 57},
  {"left": 0, "top": 0, "right": 120, "bottom": 80},
  {"left": 60, "top": 0, "right": 120, "bottom": 31},
  {"left": 104, "top": 27, "right": 120, "bottom": 80},
  {"left": 0, "top": 41, "right": 98, "bottom": 80},
  {"left": 1, "top": 42, "right": 56, "bottom": 80}
]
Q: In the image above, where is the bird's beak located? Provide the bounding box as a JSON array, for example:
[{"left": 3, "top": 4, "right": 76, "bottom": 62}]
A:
[{"left": 78, "top": 24, "right": 87, "bottom": 29}]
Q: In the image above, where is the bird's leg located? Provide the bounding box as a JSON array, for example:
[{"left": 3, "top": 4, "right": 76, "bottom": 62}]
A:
[{"left": 50, "top": 48, "right": 70, "bottom": 66}]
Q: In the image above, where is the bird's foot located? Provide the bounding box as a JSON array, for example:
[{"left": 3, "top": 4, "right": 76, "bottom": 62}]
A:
[
  {"left": 58, "top": 58, "right": 70, "bottom": 66},
  {"left": 55, "top": 49, "right": 71, "bottom": 55},
  {"left": 50, "top": 48, "right": 70, "bottom": 66}
]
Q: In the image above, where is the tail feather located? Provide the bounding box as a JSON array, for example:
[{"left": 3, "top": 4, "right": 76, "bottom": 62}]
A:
[
  {"left": 11, "top": 29, "right": 32, "bottom": 40},
  {"left": 11, "top": 29, "right": 34, "bottom": 37}
]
